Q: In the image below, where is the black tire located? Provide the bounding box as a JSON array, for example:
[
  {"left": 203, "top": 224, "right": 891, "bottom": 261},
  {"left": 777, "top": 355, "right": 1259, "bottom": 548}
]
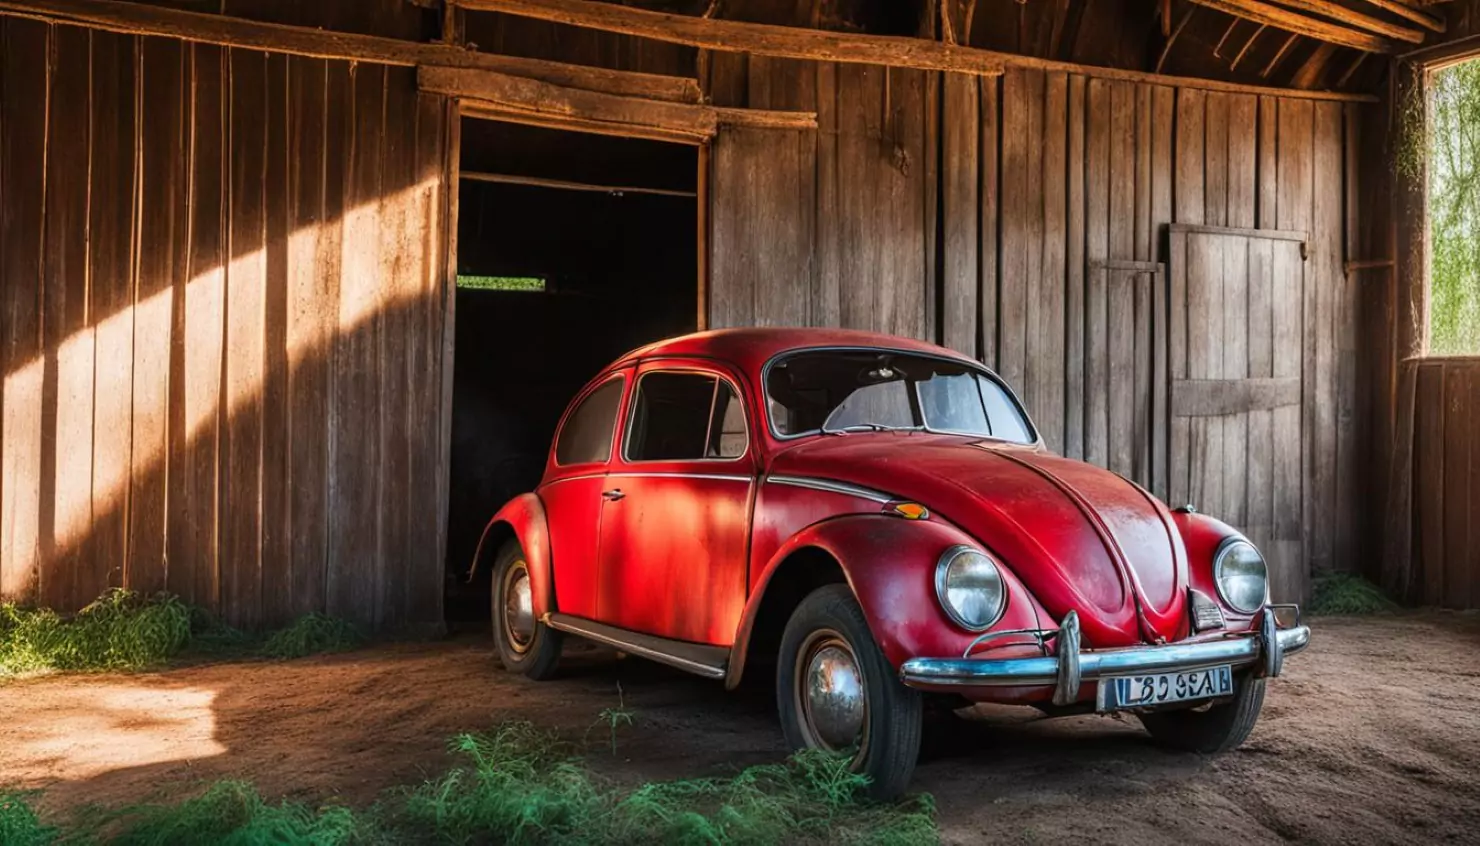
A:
[
  {"left": 491, "top": 539, "right": 563, "bottom": 680},
  {"left": 1138, "top": 672, "right": 1266, "bottom": 753},
  {"left": 776, "top": 584, "right": 923, "bottom": 801}
]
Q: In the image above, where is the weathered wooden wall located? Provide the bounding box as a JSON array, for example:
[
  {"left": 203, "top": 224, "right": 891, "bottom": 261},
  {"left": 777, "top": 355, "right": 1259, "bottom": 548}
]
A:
[
  {"left": 0, "top": 16, "right": 452, "bottom": 630},
  {"left": 706, "top": 58, "right": 1363, "bottom": 601},
  {"left": 1409, "top": 358, "right": 1480, "bottom": 609}
]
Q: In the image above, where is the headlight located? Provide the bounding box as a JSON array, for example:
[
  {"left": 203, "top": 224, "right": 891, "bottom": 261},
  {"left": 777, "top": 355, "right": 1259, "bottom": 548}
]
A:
[
  {"left": 934, "top": 545, "right": 1007, "bottom": 631},
  {"left": 1214, "top": 539, "right": 1268, "bottom": 613}
]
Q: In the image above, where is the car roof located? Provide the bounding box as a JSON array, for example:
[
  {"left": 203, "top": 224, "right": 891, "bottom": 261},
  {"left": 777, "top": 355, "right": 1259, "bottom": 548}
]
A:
[{"left": 609, "top": 327, "right": 980, "bottom": 376}]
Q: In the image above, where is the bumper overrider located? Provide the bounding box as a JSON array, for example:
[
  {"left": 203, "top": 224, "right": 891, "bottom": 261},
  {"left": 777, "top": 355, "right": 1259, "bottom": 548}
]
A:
[{"left": 899, "top": 606, "right": 1311, "bottom": 707}]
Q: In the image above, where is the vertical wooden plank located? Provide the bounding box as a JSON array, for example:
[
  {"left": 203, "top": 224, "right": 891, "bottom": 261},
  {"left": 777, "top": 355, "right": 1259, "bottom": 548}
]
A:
[
  {"left": 1204, "top": 93, "right": 1229, "bottom": 227},
  {"left": 1035, "top": 72, "right": 1066, "bottom": 452},
  {"left": 377, "top": 64, "right": 420, "bottom": 628},
  {"left": 1221, "top": 237, "right": 1249, "bottom": 527},
  {"left": 1257, "top": 96, "right": 1278, "bottom": 229},
  {"left": 1170, "top": 89, "right": 1204, "bottom": 505},
  {"left": 833, "top": 63, "right": 877, "bottom": 333},
  {"left": 1469, "top": 368, "right": 1480, "bottom": 610},
  {"left": 1335, "top": 104, "right": 1360, "bottom": 574},
  {"left": 0, "top": 19, "right": 50, "bottom": 604},
  {"left": 408, "top": 89, "right": 448, "bottom": 630},
  {"left": 812, "top": 62, "right": 839, "bottom": 329},
  {"left": 170, "top": 43, "right": 226, "bottom": 611},
  {"left": 1107, "top": 82, "right": 1135, "bottom": 477},
  {"left": 1150, "top": 85, "right": 1173, "bottom": 498},
  {"left": 941, "top": 73, "right": 978, "bottom": 358},
  {"left": 431, "top": 96, "right": 457, "bottom": 632},
  {"left": 1133, "top": 85, "right": 1152, "bottom": 263},
  {"left": 1084, "top": 78, "right": 1109, "bottom": 469},
  {"left": 1175, "top": 89, "right": 1206, "bottom": 226},
  {"left": 1271, "top": 239, "right": 1304, "bottom": 601},
  {"left": 129, "top": 37, "right": 185, "bottom": 596},
  {"left": 1187, "top": 233, "right": 1224, "bottom": 517},
  {"left": 327, "top": 62, "right": 386, "bottom": 628},
  {"left": 1227, "top": 96, "right": 1257, "bottom": 229},
  {"left": 41, "top": 25, "right": 94, "bottom": 610},
  {"left": 86, "top": 31, "right": 136, "bottom": 600},
  {"left": 223, "top": 47, "right": 268, "bottom": 630},
  {"left": 1416, "top": 363, "right": 1445, "bottom": 606},
  {"left": 1245, "top": 236, "right": 1275, "bottom": 571},
  {"left": 1168, "top": 228, "right": 1189, "bottom": 508},
  {"left": 1064, "top": 75, "right": 1085, "bottom": 461},
  {"left": 1309, "top": 101, "right": 1342, "bottom": 578},
  {"left": 259, "top": 52, "right": 292, "bottom": 625},
  {"left": 978, "top": 74, "right": 998, "bottom": 370},
  {"left": 1442, "top": 365, "right": 1470, "bottom": 608},
  {"left": 998, "top": 69, "right": 1030, "bottom": 392},
  {"left": 285, "top": 56, "right": 332, "bottom": 619},
  {"left": 1275, "top": 98, "right": 1312, "bottom": 601},
  {"left": 920, "top": 70, "right": 939, "bottom": 344}
]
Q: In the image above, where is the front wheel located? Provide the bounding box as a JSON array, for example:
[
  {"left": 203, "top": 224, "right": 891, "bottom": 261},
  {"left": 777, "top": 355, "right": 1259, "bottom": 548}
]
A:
[
  {"left": 491, "top": 539, "right": 563, "bottom": 680},
  {"left": 1138, "top": 672, "right": 1265, "bottom": 753},
  {"left": 776, "top": 584, "right": 922, "bottom": 801}
]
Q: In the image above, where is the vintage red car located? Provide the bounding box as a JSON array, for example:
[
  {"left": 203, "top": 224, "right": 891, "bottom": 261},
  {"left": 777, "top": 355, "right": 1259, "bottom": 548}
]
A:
[{"left": 475, "top": 327, "right": 1310, "bottom": 798}]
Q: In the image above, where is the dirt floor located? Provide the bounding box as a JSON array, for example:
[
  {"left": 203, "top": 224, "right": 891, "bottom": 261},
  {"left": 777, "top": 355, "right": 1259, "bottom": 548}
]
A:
[{"left": 4, "top": 613, "right": 1480, "bottom": 844}]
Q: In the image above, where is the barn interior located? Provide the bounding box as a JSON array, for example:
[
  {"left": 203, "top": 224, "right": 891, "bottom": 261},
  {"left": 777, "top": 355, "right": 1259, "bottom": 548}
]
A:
[{"left": 445, "top": 119, "right": 698, "bottom": 623}]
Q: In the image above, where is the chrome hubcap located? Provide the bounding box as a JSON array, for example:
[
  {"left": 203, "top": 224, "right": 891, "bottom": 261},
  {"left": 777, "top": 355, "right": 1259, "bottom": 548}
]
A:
[
  {"left": 502, "top": 562, "right": 535, "bottom": 653},
  {"left": 797, "top": 631, "right": 867, "bottom": 753}
]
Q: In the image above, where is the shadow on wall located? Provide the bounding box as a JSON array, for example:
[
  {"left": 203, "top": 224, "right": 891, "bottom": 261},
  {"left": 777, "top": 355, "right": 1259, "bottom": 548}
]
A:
[{"left": 0, "top": 19, "right": 449, "bottom": 631}]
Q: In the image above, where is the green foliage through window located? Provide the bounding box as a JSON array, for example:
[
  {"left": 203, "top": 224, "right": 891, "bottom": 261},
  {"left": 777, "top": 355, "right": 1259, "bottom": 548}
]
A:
[
  {"left": 456, "top": 274, "right": 546, "bottom": 292},
  {"left": 1428, "top": 59, "right": 1480, "bottom": 356}
]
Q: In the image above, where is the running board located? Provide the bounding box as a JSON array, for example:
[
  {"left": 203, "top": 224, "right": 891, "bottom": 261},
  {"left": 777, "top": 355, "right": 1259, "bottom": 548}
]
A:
[{"left": 544, "top": 613, "right": 729, "bottom": 680}]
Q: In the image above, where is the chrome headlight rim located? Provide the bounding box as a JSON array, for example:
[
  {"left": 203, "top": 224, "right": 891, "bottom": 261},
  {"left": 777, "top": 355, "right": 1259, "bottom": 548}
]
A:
[
  {"left": 933, "top": 544, "right": 1009, "bottom": 632},
  {"left": 1213, "top": 537, "right": 1269, "bottom": 614}
]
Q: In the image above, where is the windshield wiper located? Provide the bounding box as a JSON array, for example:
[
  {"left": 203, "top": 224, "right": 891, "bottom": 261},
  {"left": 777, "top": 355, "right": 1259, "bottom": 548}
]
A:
[{"left": 820, "top": 423, "right": 925, "bottom": 436}]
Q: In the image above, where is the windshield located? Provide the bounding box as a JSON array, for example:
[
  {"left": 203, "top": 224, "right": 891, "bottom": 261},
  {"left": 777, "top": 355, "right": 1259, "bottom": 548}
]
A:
[{"left": 764, "top": 349, "right": 1035, "bottom": 443}]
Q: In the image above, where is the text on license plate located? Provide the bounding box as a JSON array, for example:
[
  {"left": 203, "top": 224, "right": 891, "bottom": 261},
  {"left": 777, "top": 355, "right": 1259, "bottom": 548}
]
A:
[{"left": 1097, "top": 665, "right": 1234, "bottom": 712}]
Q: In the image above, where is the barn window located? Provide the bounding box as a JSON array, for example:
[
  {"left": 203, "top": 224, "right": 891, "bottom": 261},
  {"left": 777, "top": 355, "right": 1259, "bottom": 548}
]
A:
[
  {"left": 456, "top": 275, "right": 546, "bottom": 292},
  {"left": 1427, "top": 56, "right": 1480, "bottom": 356}
]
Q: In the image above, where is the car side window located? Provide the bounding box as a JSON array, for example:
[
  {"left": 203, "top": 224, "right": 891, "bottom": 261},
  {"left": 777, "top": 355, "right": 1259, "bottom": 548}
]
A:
[
  {"left": 627, "top": 371, "right": 747, "bottom": 461},
  {"left": 554, "top": 376, "right": 624, "bottom": 466}
]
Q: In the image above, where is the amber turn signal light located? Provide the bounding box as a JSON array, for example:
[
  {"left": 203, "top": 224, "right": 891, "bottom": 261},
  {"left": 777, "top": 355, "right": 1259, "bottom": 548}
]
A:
[{"left": 886, "top": 501, "right": 930, "bottom": 520}]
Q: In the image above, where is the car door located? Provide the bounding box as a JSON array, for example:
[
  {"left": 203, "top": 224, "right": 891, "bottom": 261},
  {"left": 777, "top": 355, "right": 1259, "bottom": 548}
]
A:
[
  {"left": 538, "top": 370, "right": 628, "bottom": 621},
  {"left": 597, "top": 363, "right": 755, "bottom": 646}
]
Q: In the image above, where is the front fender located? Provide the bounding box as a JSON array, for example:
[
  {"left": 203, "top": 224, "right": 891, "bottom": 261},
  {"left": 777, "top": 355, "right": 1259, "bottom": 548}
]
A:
[
  {"left": 731, "top": 514, "right": 1052, "bottom": 686},
  {"left": 1174, "top": 510, "right": 1258, "bottom": 628},
  {"left": 473, "top": 493, "right": 554, "bottom": 617}
]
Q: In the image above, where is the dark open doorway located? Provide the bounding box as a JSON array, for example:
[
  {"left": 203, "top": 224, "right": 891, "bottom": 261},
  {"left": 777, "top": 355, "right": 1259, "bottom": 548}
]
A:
[{"left": 444, "top": 118, "right": 700, "bottom": 626}]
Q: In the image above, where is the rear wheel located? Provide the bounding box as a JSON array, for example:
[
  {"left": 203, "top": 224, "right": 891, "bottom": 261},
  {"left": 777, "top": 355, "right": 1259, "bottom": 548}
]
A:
[
  {"left": 491, "top": 539, "right": 562, "bottom": 680},
  {"left": 776, "top": 584, "right": 922, "bottom": 800},
  {"left": 1138, "top": 672, "right": 1265, "bottom": 753}
]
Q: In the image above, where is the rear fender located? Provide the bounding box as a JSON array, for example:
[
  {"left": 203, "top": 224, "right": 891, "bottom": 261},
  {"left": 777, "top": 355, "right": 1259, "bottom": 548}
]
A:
[
  {"left": 472, "top": 493, "right": 554, "bottom": 617},
  {"left": 729, "top": 514, "right": 1051, "bottom": 688}
]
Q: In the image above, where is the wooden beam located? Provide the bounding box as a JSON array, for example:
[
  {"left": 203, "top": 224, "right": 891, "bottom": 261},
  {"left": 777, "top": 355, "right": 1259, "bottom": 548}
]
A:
[
  {"left": 1263, "top": 32, "right": 1301, "bottom": 76},
  {"left": 422, "top": 66, "right": 718, "bottom": 142},
  {"left": 1268, "top": 0, "right": 1425, "bottom": 43},
  {"left": 422, "top": 66, "right": 817, "bottom": 143},
  {"left": 0, "top": 0, "right": 701, "bottom": 103},
  {"left": 1184, "top": 0, "right": 1395, "bottom": 52},
  {"left": 1354, "top": 0, "right": 1444, "bottom": 32},
  {"left": 454, "top": 0, "right": 1007, "bottom": 75},
  {"left": 462, "top": 170, "right": 698, "bottom": 197},
  {"left": 466, "top": 0, "right": 1376, "bottom": 101}
]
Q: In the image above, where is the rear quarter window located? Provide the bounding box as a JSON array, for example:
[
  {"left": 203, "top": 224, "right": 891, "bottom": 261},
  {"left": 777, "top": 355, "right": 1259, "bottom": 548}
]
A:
[{"left": 554, "top": 376, "right": 625, "bottom": 465}]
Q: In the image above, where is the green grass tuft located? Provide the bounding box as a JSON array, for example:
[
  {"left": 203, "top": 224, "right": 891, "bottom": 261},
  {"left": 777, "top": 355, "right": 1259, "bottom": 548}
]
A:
[
  {"left": 0, "top": 791, "right": 56, "bottom": 846},
  {"left": 396, "top": 720, "right": 938, "bottom": 845},
  {"left": 259, "top": 613, "right": 365, "bottom": 660},
  {"left": 108, "top": 780, "right": 367, "bottom": 846},
  {"left": 0, "top": 589, "right": 192, "bottom": 676},
  {"left": 1308, "top": 571, "right": 1398, "bottom": 616}
]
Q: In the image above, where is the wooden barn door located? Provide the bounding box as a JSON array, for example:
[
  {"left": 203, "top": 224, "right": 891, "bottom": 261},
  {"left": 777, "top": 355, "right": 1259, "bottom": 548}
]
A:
[
  {"left": 1169, "top": 224, "right": 1307, "bottom": 601},
  {"left": 706, "top": 124, "right": 817, "bottom": 328}
]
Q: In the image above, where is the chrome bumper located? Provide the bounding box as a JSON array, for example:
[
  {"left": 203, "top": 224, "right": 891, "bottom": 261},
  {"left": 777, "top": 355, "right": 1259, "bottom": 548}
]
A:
[{"left": 899, "top": 608, "right": 1310, "bottom": 706}]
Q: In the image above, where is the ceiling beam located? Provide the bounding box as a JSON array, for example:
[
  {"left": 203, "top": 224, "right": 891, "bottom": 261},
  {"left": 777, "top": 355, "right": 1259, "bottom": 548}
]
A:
[
  {"left": 1183, "top": 0, "right": 1395, "bottom": 51},
  {"left": 1267, "top": 0, "right": 1424, "bottom": 43},
  {"left": 0, "top": 0, "right": 702, "bottom": 102},
  {"left": 1353, "top": 0, "right": 1444, "bottom": 32},
  {"left": 454, "top": 0, "right": 1007, "bottom": 75}
]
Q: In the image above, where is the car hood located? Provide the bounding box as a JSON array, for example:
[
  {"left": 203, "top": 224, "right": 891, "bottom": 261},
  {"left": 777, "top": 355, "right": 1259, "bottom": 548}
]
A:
[{"left": 769, "top": 433, "right": 1189, "bottom": 647}]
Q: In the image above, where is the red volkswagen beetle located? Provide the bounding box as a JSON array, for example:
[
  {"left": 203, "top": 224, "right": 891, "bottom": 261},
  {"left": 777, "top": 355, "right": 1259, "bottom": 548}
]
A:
[{"left": 475, "top": 328, "right": 1310, "bottom": 798}]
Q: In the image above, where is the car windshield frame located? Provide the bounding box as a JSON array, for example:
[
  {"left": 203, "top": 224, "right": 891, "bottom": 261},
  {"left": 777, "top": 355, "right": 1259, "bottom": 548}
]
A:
[{"left": 760, "top": 346, "right": 1040, "bottom": 445}]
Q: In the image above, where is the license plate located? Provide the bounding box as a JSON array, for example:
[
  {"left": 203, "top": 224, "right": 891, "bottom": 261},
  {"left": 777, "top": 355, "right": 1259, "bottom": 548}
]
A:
[{"left": 1097, "top": 665, "right": 1234, "bottom": 712}]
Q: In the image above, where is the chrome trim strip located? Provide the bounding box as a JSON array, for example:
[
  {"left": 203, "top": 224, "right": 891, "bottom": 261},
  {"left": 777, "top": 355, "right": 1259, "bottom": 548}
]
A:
[
  {"left": 898, "top": 623, "right": 1310, "bottom": 689},
  {"left": 765, "top": 474, "right": 893, "bottom": 503},
  {"left": 607, "top": 471, "right": 753, "bottom": 483},
  {"left": 544, "top": 614, "right": 729, "bottom": 680}
]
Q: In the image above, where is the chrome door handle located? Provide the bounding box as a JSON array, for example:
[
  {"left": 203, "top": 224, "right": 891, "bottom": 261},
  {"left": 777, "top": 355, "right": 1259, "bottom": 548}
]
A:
[{"left": 602, "top": 488, "right": 625, "bottom": 501}]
